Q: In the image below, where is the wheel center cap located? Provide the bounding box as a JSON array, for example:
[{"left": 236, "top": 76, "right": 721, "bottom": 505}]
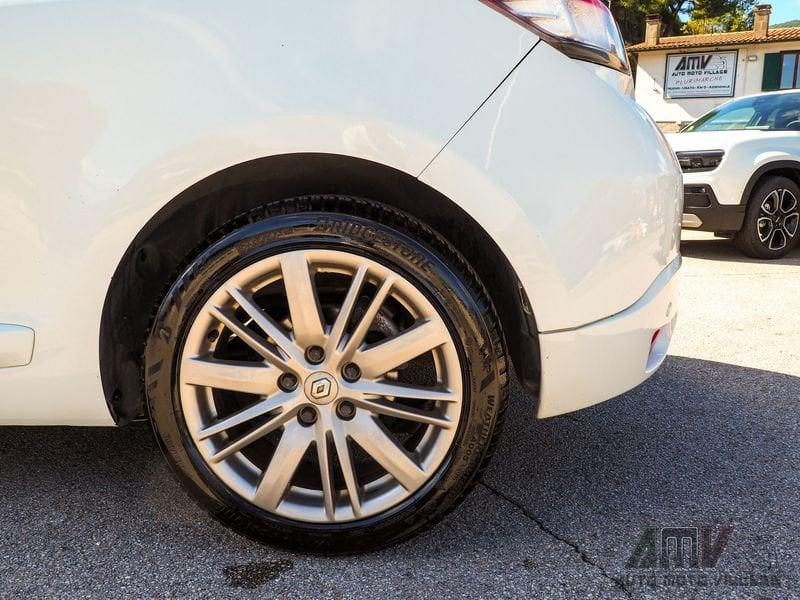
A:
[{"left": 304, "top": 371, "right": 338, "bottom": 405}]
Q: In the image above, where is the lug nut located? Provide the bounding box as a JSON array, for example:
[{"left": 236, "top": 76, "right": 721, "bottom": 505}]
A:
[
  {"left": 336, "top": 400, "right": 356, "bottom": 421},
  {"left": 278, "top": 372, "right": 299, "bottom": 392},
  {"left": 305, "top": 345, "right": 325, "bottom": 364},
  {"left": 298, "top": 406, "right": 318, "bottom": 426},
  {"left": 342, "top": 363, "right": 361, "bottom": 382}
]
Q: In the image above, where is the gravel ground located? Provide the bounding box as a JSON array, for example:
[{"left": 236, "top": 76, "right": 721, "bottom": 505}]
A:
[{"left": 1, "top": 232, "right": 798, "bottom": 599}]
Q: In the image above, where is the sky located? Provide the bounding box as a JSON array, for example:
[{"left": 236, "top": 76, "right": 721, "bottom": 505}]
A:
[{"left": 770, "top": 0, "right": 800, "bottom": 24}]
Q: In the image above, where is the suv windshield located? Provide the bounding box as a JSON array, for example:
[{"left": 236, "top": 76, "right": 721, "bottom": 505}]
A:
[{"left": 684, "top": 92, "right": 800, "bottom": 132}]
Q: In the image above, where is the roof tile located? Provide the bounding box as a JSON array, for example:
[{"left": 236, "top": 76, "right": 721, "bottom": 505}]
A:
[{"left": 628, "top": 26, "right": 800, "bottom": 52}]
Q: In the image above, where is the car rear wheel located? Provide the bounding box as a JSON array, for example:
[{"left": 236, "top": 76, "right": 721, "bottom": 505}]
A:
[
  {"left": 144, "top": 196, "right": 507, "bottom": 552},
  {"left": 735, "top": 176, "right": 800, "bottom": 259}
]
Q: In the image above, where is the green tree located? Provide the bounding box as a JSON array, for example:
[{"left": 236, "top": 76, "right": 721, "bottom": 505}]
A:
[
  {"left": 684, "top": 0, "right": 756, "bottom": 33},
  {"left": 610, "top": 0, "right": 757, "bottom": 43}
]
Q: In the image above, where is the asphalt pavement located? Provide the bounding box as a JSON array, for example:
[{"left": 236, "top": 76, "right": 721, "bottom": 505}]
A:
[{"left": 1, "top": 231, "right": 798, "bottom": 599}]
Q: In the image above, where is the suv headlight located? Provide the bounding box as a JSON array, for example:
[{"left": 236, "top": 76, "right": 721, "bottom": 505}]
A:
[{"left": 675, "top": 150, "right": 725, "bottom": 173}]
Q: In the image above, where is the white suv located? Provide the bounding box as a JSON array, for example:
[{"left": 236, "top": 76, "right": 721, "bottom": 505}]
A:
[
  {"left": 0, "top": 0, "right": 681, "bottom": 552},
  {"left": 669, "top": 90, "right": 800, "bottom": 259}
]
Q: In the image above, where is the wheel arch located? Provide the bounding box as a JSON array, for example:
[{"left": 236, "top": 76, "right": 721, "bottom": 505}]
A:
[
  {"left": 100, "top": 153, "right": 540, "bottom": 424},
  {"left": 740, "top": 160, "right": 800, "bottom": 205}
]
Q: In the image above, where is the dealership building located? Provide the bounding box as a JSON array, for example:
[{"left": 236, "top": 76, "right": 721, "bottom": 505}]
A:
[{"left": 629, "top": 5, "right": 800, "bottom": 130}]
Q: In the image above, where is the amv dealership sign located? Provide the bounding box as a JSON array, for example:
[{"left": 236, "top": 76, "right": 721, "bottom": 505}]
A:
[{"left": 664, "top": 51, "right": 737, "bottom": 98}]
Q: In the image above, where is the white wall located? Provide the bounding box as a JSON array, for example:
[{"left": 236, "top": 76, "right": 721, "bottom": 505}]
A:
[{"left": 635, "top": 40, "right": 800, "bottom": 124}]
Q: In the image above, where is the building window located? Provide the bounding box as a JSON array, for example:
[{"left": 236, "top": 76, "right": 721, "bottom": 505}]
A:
[
  {"left": 763, "top": 52, "right": 800, "bottom": 91},
  {"left": 780, "top": 52, "right": 800, "bottom": 89}
]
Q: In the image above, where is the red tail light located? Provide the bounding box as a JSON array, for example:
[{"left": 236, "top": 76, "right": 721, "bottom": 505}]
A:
[{"left": 481, "top": 0, "right": 629, "bottom": 73}]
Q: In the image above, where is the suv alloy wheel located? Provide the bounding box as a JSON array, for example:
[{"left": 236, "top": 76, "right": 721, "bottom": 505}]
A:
[{"left": 736, "top": 176, "right": 800, "bottom": 259}]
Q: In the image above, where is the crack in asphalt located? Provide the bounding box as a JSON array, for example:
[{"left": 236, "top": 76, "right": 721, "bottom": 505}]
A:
[{"left": 479, "top": 481, "right": 632, "bottom": 599}]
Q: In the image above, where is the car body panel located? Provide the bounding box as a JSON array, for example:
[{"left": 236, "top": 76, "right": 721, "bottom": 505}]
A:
[
  {"left": 421, "top": 41, "right": 683, "bottom": 334},
  {"left": 0, "top": 0, "right": 534, "bottom": 425},
  {"left": 0, "top": 1, "right": 681, "bottom": 424},
  {"left": 537, "top": 256, "right": 680, "bottom": 417}
]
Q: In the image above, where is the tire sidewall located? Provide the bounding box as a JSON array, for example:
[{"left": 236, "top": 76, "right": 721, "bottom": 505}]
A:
[{"left": 144, "top": 206, "right": 504, "bottom": 552}]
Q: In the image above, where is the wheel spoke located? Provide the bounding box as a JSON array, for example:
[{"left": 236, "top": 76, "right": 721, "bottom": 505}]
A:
[
  {"left": 280, "top": 253, "right": 325, "bottom": 348},
  {"left": 348, "top": 414, "right": 426, "bottom": 491},
  {"left": 325, "top": 263, "right": 368, "bottom": 357},
  {"left": 252, "top": 421, "right": 314, "bottom": 510},
  {"left": 762, "top": 191, "right": 779, "bottom": 215},
  {"left": 340, "top": 275, "right": 395, "bottom": 360},
  {"left": 354, "top": 397, "right": 454, "bottom": 429},
  {"left": 225, "top": 285, "right": 304, "bottom": 366},
  {"left": 770, "top": 228, "right": 787, "bottom": 251},
  {"left": 780, "top": 189, "right": 798, "bottom": 214},
  {"left": 355, "top": 319, "right": 450, "bottom": 379},
  {"left": 209, "top": 306, "right": 289, "bottom": 369},
  {"left": 331, "top": 419, "right": 362, "bottom": 518},
  {"left": 758, "top": 217, "right": 774, "bottom": 242},
  {"left": 209, "top": 405, "right": 298, "bottom": 463},
  {"left": 314, "top": 421, "right": 335, "bottom": 521},
  {"left": 197, "top": 392, "right": 294, "bottom": 441},
  {"left": 182, "top": 356, "right": 279, "bottom": 396},
  {"left": 784, "top": 213, "right": 799, "bottom": 237},
  {"left": 346, "top": 379, "right": 458, "bottom": 402}
]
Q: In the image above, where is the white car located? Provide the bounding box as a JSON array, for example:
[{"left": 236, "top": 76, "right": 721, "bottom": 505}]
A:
[
  {"left": 0, "top": 0, "right": 681, "bottom": 552},
  {"left": 669, "top": 90, "right": 800, "bottom": 259}
]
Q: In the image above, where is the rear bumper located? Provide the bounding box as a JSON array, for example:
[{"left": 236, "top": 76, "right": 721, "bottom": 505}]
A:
[
  {"left": 536, "top": 256, "right": 681, "bottom": 418},
  {"left": 682, "top": 184, "right": 745, "bottom": 233}
]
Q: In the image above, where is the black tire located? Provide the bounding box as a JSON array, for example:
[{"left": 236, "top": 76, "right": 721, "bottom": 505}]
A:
[
  {"left": 143, "top": 196, "right": 508, "bottom": 553},
  {"left": 734, "top": 176, "right": 800, "bottom": 259}
]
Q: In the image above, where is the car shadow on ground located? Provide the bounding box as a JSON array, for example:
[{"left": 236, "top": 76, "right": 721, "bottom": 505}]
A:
[
  {"left": 484, "top": 355, "right": 800, "bottom": 595},
  {"left": 680, "top": 234, "right": 800, "bottom": 265},
  {"left": 0, "top": 356, "right": 797, "bottom": 597}
]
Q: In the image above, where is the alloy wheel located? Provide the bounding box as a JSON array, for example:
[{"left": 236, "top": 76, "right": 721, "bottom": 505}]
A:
[
  {"left": 178, "top": 249, "right": 463, "bottom": 524},
  {"left": 757, "top": 188, "right": 800, "bottom": 251}
]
